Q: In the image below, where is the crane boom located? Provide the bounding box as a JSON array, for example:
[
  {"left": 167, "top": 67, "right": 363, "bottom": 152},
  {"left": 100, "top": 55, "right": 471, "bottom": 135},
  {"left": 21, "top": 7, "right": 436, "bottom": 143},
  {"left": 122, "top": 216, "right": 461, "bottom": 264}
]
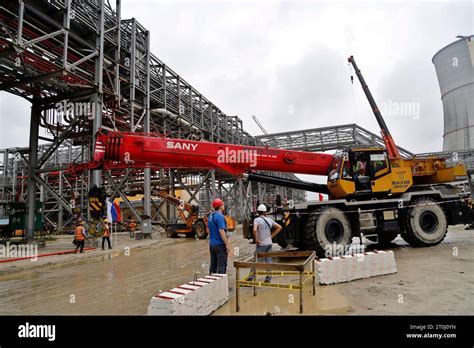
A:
[
  {"left": 92, "top": 130, "right": 333, "bottom": 177},
  {"left": 252, "top": 115, "right": 269, "bottom": 135},
  {"left": 348, "top": 55, "right": 401, "bottom": 160}
]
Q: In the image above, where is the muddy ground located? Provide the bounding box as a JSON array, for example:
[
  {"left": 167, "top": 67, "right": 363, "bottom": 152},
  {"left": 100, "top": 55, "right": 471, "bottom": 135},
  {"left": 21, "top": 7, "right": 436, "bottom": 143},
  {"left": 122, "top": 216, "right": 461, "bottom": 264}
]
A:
[{"left": 0, "top": 226, "right": 472, "bottom": 315}]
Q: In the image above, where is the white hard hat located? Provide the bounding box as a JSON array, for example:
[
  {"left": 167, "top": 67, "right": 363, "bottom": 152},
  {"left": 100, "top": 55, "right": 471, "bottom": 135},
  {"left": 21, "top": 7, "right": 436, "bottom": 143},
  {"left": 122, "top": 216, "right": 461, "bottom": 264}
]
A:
[{"left": 257, "top": 204, "right": 267, "bottom": 212}]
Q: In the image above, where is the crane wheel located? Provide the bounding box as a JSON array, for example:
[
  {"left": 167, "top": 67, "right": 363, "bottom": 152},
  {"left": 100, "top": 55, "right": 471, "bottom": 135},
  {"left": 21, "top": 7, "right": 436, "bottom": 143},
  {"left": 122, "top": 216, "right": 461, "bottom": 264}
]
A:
[
  {"left": 193, "top": 221, "right": 207, "bottom": 239},
  {"left": 304, "top": 206, "right": 352, "bottom": 258},
  {"left": 166, "top": 226, "right": 178, "bottom": 238},
  {"left": 402, "top": 198, "right": 447, "bottom": 247}
]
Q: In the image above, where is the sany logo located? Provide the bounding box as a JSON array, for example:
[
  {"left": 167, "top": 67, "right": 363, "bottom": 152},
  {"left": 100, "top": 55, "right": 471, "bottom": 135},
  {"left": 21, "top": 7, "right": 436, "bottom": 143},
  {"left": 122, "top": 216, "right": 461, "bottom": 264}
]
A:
[{"left": 166, "top": 141, "right": 198, "bottom": 151}]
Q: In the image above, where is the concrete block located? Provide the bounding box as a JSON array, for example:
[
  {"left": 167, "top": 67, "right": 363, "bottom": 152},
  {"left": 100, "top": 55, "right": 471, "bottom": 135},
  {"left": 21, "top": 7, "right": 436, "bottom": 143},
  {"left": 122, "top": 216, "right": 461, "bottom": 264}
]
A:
[
  {"left": 315, "top": 250, "right": 397, "bottom": 285},
  {"left": 148, "top": 274, "right": 228, "bottom": 315}
]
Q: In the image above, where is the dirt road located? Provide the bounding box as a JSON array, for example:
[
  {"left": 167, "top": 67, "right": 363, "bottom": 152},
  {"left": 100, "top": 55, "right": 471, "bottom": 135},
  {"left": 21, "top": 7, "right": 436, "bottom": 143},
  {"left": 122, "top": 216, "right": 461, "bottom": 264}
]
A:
[{"left": 0, "top": 226, "right": 472, "bottom": 315}]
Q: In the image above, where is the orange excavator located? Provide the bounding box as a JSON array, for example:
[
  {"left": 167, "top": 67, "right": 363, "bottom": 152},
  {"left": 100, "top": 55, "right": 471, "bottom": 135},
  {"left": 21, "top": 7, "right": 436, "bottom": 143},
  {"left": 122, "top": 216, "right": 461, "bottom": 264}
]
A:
[{"left": 157, "top": 190, "right": 236, "bottom": 239}]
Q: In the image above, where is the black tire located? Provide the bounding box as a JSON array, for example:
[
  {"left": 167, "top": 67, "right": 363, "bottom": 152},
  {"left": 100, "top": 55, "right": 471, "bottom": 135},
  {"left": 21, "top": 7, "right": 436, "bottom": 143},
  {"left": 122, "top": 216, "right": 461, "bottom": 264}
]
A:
[
  {"left": 276, "top": 238, "right": 288, "bottom": 249},
  {"left": 402, "top": 198, "right": 447, "bottom": 247},
  {"left": 193, "top": 221, "right": 207, "bottom": 239},
  {"left": 166, "top": 226, "right": 178, "bottom": 238},
  {"left": 304, "top": 207, "right": 352, "bottom": 258},
  {"left": 367, "top": 231, "right": 398, "bottom": 247},
  {"left": 275, "top": 225, "right": 291, "bottom": 249}
]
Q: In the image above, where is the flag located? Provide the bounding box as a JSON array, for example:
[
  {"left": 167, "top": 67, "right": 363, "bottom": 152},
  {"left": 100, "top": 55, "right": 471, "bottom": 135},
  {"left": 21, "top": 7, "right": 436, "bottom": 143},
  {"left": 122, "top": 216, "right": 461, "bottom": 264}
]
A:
[
  {"left": 111, "top": 204, "right": 118, "bottom": 222},
  {"left": 106, "top": 198, "right": 113, "bottom": 223},
  {"left": 113, "top": 199, "right": 122, "bottom": 222}
]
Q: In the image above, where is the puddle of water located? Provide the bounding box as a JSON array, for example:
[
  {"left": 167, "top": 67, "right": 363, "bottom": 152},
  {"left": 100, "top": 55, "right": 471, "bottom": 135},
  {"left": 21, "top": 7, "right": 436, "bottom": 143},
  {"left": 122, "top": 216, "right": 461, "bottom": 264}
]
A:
[
  {"left": 214, "top": 284, "right": 352, "bottom": 315},
  {"left": 0, "top": 233, "right": 358, "bottom": 315}
]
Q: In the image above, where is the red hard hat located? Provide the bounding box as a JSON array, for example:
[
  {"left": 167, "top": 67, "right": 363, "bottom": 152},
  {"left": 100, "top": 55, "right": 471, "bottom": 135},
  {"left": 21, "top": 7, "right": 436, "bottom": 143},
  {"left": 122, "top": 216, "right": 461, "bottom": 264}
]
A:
[{"left": 212, "top": 198, "right": 224, "bottom": 209}]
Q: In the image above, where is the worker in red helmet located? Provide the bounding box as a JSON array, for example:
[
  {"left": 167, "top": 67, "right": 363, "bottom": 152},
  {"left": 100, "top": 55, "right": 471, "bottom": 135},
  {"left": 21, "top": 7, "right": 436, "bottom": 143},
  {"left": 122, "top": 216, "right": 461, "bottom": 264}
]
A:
[{"left": 208, "top": 198, "right": 231, "bottom": 274}]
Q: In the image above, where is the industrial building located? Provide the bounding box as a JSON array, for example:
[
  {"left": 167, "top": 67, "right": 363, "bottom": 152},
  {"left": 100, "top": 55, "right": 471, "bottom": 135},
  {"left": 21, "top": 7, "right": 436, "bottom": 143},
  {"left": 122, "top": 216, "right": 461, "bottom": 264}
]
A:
[{"left": 0, "top": 0, "right": 305, "bottom": 238}]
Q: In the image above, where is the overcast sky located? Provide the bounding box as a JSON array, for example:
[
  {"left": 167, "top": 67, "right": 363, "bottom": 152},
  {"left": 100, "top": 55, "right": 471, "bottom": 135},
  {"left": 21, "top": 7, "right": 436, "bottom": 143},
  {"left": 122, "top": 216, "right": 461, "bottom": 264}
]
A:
[{"left": 1, "top": 1, "right": 472, "bottom": 175}]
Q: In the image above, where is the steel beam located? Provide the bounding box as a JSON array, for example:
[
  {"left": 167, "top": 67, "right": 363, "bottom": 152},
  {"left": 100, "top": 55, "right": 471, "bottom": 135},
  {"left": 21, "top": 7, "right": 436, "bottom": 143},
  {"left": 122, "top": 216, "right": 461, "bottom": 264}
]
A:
[
  {"left": 143, "top": 29, "right": 152, "bottom": 234},
  {"left": 91, "top": 0, "right": 105, "bottom": 188},
  {"left": 33, "top": 174, "right": 73, "bottom": 215},
  {"left": 104, "top": 172, "right": 142, "bottom": 222},
  {"left": 0, "top": 71, "right": 64, "bottom": 91},
  {"left": 26, "top": 104, "right": 40, "bottom": 241}
]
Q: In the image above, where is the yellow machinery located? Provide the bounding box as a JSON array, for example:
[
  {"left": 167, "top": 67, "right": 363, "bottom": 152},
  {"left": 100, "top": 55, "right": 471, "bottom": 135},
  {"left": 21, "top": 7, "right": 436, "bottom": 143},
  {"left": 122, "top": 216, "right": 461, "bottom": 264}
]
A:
[{"left": 157, "top": 191, "right": 236, "bottom": 239}]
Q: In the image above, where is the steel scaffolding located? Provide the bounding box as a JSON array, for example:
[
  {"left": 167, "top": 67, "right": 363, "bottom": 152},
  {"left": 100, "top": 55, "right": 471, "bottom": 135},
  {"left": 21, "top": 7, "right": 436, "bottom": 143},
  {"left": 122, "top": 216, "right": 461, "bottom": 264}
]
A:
[
  {"left": 0, "top": 0, "right": 304, "bottom": 237},
  {"left": 3, "top": 1, "right": 462, "bottom": 240},
  {"left": 256, "top": 123, "right": 413, "bottom": 158}
]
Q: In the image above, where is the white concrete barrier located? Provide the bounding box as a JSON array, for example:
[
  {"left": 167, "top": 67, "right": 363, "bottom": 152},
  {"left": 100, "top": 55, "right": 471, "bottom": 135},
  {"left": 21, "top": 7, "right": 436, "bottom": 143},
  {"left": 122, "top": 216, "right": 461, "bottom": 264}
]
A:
[
  {"left": 147, "top": 274, "right": 229, "bottom": 315},
  {"left": 315, "top": 250, "right": 397, "bottom": 285}
]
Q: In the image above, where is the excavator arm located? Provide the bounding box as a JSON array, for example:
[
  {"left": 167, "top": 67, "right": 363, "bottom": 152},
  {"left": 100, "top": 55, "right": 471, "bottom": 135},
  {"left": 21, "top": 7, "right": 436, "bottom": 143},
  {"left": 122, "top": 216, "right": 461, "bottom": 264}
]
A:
[{"left": 156, "top": 190, "right": 195, "bottom": 214}]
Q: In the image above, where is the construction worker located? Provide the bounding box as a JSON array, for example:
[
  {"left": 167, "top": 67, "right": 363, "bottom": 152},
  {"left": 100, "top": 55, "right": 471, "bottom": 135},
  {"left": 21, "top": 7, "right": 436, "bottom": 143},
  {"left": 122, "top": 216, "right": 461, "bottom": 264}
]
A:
[
  {"left": 354, "top": 159, "right": 367, "bottom": 177},
  {"left": 248, "top": 204, "right": 282, "bottom": 283},
  {"left": 102, "top": 220, "right": 112, "bottom": 250},
  {"left": 74, "top": 219, "right": 87, "bottom": 253},
  {"left": 208, "top": 198, "right": 231, "bottom": 275},
  {"left": 279, "top": 208, "right": 294, "bottom": 250},
  {"left": 129, "top": 219, "right": 137, "bottom": 239}
]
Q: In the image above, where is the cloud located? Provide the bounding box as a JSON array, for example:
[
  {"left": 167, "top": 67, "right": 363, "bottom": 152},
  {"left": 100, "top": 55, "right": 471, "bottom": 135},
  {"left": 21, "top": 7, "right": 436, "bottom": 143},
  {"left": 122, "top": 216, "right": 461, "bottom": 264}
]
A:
[
  {"left": 0, "top": 94, "right": 31, "bottom": 149},
  {"left": 1, "top": 0, "right": 472, "bottom": 158}
]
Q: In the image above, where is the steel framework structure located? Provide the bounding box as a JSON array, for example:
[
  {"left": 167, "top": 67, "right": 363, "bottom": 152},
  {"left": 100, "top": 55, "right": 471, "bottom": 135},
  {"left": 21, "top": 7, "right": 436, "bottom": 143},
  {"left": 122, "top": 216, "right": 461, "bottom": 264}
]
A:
[
  {"left": 256, "top": 123, "right": 414, "bottom": 158},
  {"left": 2, "top": 1, "right": 463, "bottom": 239},
  {"left": 0, "top": 0, "right": 305, "bottom": 238}
]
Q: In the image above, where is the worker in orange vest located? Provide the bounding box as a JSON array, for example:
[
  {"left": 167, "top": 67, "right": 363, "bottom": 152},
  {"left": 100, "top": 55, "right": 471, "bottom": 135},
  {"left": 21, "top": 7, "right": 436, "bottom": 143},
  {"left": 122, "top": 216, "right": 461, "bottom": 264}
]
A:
[
  {"left": 102, "top": 219, "right": 112, "bottom": 250},
  {"left": 74, "top": 220, "right": 87, "bottom": 253},
  {"left": 129, "top": 219, "right": 137, "bottom": 239}
]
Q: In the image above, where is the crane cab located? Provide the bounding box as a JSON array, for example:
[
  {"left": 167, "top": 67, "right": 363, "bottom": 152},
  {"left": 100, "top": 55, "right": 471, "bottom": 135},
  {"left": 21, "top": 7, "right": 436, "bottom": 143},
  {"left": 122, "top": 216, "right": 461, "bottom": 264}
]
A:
[{"left": 327, "top": 147, "right": 413, "bottom": 199}]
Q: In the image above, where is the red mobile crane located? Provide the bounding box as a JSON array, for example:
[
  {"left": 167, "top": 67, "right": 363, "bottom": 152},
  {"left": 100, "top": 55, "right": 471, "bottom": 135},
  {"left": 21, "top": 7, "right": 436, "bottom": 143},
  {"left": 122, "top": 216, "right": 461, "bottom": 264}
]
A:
[{"left": 72, "top": 56, "right": 472, "bottom": 256}]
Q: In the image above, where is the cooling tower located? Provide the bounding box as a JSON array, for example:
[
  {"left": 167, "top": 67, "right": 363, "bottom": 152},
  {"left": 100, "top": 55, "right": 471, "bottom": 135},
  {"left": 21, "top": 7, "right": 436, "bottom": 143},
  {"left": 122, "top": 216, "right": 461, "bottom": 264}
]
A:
[{"left": 432, "top": 35, "right": 474, "bottom": 152}]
